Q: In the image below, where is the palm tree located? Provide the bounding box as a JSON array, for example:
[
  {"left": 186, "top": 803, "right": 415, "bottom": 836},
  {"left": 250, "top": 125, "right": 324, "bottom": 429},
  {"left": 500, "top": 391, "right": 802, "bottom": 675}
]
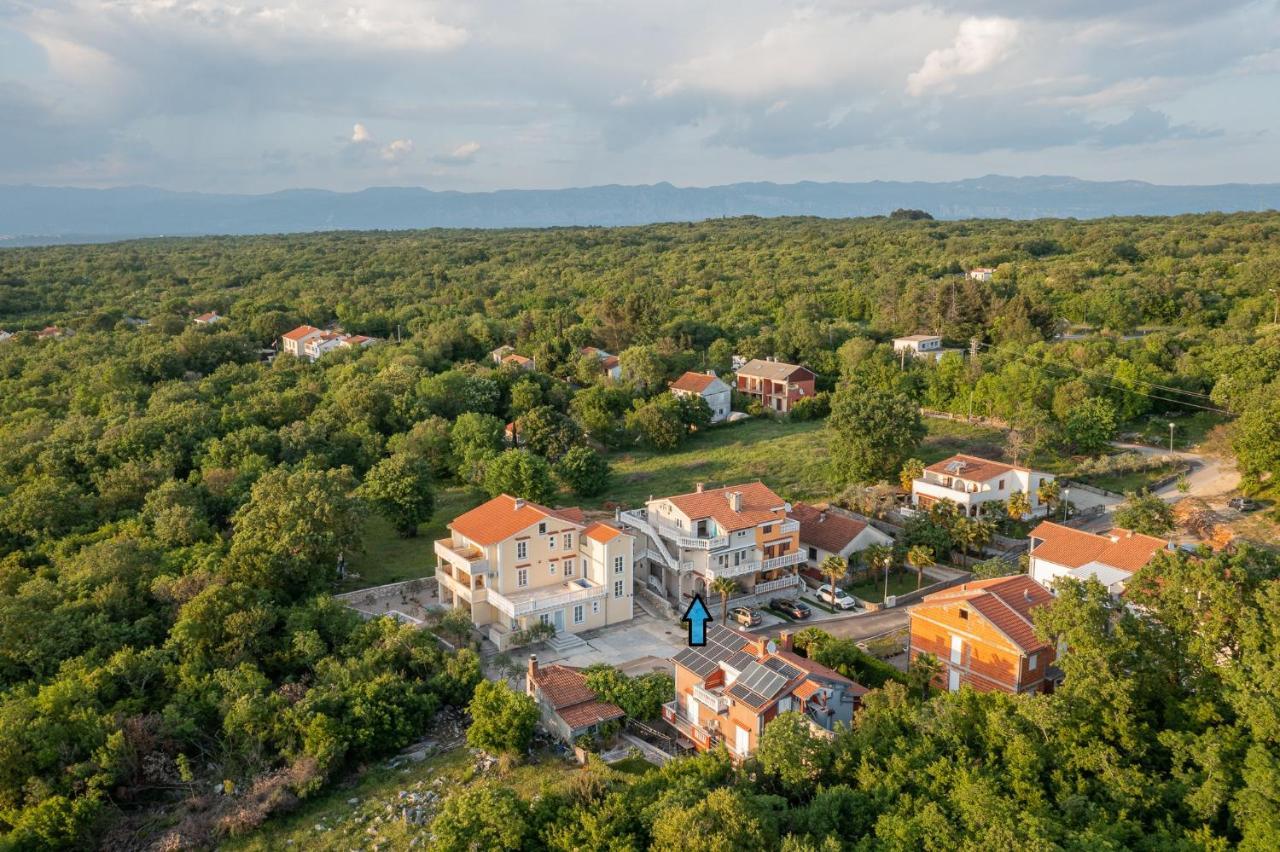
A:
[
  {"left": 899, "top": 458, "right": 924, "bottom": 492},
  {"left": 906, "top": 545, "right": 934, "bottom": 590},
  {"left": 820, "top": 555, "right": 847, "bottom": 596},
  {"left": 909, "top": 652, "right": 942, "bottom": 700},
  {"left": 952, "top": 517, "right": 976, "bottom": 565},
  {"left": 1007, "top": 490, "right": 1031, "bottom": 521},
  {"left": 863, "top": 544, "right": 892, "bottom": 584},
  {"left": 1037, "top": 479, "right": 1061, "bottom": 513},
  {"left": 971, "top": 517, "right": 996, "bottom": 559},
  {"left": 709, "top": 576, "right": 738, "bottom": 623}
]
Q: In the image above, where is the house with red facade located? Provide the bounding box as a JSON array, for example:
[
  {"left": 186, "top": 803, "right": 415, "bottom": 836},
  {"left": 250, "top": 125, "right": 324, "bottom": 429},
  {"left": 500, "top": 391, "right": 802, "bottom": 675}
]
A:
[
  {"left": 908, "top": 575, "right": 1057, "bottom": 694},
  {"left": 734, "top": 358, "right": 816, "bottom": 414},
  {"left": 664, "top": 624, "right": 865, "bottom": 758}
]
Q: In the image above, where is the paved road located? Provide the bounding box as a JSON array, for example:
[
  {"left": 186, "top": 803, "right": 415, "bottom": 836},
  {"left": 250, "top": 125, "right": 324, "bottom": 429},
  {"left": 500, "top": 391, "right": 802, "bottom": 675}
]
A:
[
  {"left": 751, "top": 606, "right": 908, "bottom": 642},
  {"left": 1109, "top": 441, "right": 1240, "bottom": 505}
]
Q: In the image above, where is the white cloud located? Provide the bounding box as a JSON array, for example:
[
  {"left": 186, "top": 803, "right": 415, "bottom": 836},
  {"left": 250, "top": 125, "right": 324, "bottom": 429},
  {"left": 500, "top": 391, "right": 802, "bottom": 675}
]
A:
[
  {"left": 907, "top": 17, "right": 1020, "bottom": 96},
  {"left": 351, "top": 123, "right": 374, "bottom": 143},
  {"left": 436, "top": 141, "right": 481, "bottom": 163},
  {"left": 381, "top": 138, "right": 414, "bottom": 162}
]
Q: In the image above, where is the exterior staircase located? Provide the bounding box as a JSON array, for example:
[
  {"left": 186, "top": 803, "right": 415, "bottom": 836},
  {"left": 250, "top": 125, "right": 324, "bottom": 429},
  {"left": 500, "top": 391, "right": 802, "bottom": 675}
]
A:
[
  {"left": 617, "top": 509, "right": 681, "bottom": 573},
  {"left": 546, "top": 631, "right": 590, "bottom": 654},
  {"left": 635, "top": 584, "right": 678, "bottom": 621}
]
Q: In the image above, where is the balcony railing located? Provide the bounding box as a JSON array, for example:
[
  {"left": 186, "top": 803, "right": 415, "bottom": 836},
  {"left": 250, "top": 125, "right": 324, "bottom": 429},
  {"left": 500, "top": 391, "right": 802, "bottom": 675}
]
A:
[
  {"left": 677, "top": 534, "right": 730, "bottom": 551},
  {"left": 434, "top": 538, "right": 490, "bottom": 574},
  {"left": 779, "top": 519, "right": 800, "bottom": 534},
  {"left": 692, "top": 683, "right": 729, "bottom": 714},
  {"left": 754, "top": 574, "right": 801, "bottom": 594},
  {"left": 487, "top": 580, "right": 606, "bottom": 618},
  {"left": 762, "top": 552, "right": 806, "bottom": 571}
]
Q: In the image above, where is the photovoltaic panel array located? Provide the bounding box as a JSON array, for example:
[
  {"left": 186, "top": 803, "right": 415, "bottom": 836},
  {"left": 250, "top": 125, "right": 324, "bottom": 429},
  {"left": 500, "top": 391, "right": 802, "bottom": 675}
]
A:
[
  {"left": 762, "top": 657, "right": 803, "bottom": 680},
  {"left": 736, "top": 661, "right": 789, "bottom": 701},
  {"left": 672, "top": 624, "right": 750, "bottom": 678}
]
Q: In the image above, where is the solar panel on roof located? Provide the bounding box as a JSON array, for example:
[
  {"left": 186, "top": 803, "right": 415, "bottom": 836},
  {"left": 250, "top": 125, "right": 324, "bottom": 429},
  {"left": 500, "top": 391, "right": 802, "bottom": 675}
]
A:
[
  {"left": 728, "top": 683, "right": 766, "bottom": 707},
  {"left": 762, "top": 657, "right": 802, "bottom": 679},
  {"left": 737, "top": 662, "right": 788, "bottom": 700},
  {"left": 725, "top": 651, "right": 755, "bottom": 671}
]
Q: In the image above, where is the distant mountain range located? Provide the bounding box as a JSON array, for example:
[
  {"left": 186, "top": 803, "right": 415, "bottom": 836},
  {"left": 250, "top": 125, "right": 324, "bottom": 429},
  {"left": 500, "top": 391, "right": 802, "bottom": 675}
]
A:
[{"left": 2, "top": 175, "right": 1279, "bottom": 246}]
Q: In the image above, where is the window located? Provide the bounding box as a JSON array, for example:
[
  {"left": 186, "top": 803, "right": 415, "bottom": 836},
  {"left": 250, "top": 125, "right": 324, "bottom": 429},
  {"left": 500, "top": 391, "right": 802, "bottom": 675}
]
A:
[
  {"left": 539, "top": 613, "right": 550, "bottom": 626},
  {"left": 614, "top": 580, "right": 624, "bottom": 598},
  {"left": 573, "top": 604, "right": 584, "bottom": 624},
  {"left": 763, "top": 524, "right": 773, "bottom": 534},
  {"left": 998, "top": 479, "right": 1005, "bottom": 490},
  {"left": 959, "top": 609, "right": 968, "bottom": 620},
  {"left": 517, "top": 568, "right": 528, "bottom": 588},
  {"left": 563, "top": 533, "right": 572, "bottom": 549},
  {"left": 516, "top": 541, "right": 527, "bottom": 559},
  {"left": 1028, "top": 653, "right": 1038, "bottom": 671},
  {"left": 564, "top": 559, "right": 574, "bottom": 577},
  {"left": 808, "top": 547, "right": 817, "bottom": 561},
  {"left": 592, "top": 601, "right": 600, "bottom": 614},
  {"left": 549, "top": 561, "right": 557, "bottom": 575},
  {"left": 614, "top": 556, "right": 624, "bottom": 574}
]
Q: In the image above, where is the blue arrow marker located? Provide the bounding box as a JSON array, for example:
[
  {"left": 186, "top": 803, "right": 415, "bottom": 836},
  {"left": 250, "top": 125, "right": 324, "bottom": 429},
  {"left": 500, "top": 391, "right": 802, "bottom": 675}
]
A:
[{"left": 682, "top": 594, "right": 712, "bottom": 647}]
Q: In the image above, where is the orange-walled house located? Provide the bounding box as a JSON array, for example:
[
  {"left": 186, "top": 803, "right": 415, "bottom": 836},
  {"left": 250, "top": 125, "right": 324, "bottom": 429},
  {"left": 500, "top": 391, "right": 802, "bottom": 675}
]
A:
[
  {"left": 663, "top": 624, "right": 866, "bottom": 758},
  {"left": 908, "top": 575, "right": 1057, "bottom": 694},
  {"left": 734, "top": 359, "right": 816, "bottom": 414}
]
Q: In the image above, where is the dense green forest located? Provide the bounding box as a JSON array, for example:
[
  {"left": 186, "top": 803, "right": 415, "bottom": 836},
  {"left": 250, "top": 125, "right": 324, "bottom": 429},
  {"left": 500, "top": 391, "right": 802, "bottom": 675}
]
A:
[{"left": 1, "top": 214, "right": 1278, "bottom": 849}]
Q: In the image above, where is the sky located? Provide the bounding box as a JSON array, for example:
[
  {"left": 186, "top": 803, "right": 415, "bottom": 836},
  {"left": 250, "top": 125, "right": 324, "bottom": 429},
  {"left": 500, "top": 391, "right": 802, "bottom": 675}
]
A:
[{"left": 2, "top": 1, "right": 1278, "bottom": 193}]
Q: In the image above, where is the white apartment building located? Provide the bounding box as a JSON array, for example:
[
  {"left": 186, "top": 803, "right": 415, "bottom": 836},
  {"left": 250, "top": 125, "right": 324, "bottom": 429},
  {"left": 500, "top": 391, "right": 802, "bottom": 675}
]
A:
[
  {"left": 911, "top": 454, "right": 1055, "bottom": 519},
  {"left": 435, "top": 495, "right": 635, "bottom": 650},
  {"left": 619, "top": 481, "right": 806, "bottom": 606},
  {"left": 1028, "top": 521, "right": 1171, "bottom": 596}
]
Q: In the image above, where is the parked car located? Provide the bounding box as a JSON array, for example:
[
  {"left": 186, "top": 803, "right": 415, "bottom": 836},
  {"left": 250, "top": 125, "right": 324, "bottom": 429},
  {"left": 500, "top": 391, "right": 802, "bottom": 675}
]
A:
[
  {"left": 770, "top": 597, "right": 811, "bottom": 619},
  {"left": 1229, "top": 497, "right": 1260, "bottom": 512},
  {"left": 816, "top": 583, "right": 857, "bottom": 610},
  {"left": 729, "top": 605, "right": 762, "bottom": 627}
]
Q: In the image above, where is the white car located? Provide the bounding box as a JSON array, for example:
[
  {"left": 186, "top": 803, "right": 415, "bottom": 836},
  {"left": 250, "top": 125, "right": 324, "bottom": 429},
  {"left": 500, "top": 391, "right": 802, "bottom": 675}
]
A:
[{"left": 815, "top": 583, "right": 857, "bottom": 610}]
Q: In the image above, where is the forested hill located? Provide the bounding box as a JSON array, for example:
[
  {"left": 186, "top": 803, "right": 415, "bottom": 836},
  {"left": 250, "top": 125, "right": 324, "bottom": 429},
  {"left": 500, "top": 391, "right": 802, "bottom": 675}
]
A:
[{"left": 4, "top": 175, "right": 1280, "bottom": 244}]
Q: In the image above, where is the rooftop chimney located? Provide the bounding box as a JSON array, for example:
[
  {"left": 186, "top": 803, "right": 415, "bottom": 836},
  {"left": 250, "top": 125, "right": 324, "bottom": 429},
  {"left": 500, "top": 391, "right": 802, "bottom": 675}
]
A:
[
  {"left": 1023, "top": 589, "right": 1032, "bottom": 602},
  {"left": 818, "top": 512, "right": 826, "bottom": 523},
  {"left": 728, "top": 491, "right": 743, "bottom": 512},
  {"left": 778, "top": 630, "right": 792, "bottom": 652},
  {"left": 695, "top": 482, "right": 705, "bottom": 493},
  {"left": 527, "top": 654, "right": 538, "bottom": 683},
  {"left": 513, "top": 498, "right": 525, "bottom": 511}
]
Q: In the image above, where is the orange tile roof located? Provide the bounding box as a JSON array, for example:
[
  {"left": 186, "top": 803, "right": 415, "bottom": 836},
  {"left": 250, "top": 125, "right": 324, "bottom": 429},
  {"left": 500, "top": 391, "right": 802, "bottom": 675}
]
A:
[
  {"left": 601, "top": 355, "right": 620, "bottom": 369},
  {"left": 194, "top": 311, "right": 220, "bottom": 322},
  {"left": 1029, "top": 521, "right": 1169, "bottom": 574},
  {"left": 924, "top": 454, "right": 1028, "bottom": 482},
  {"left": 584, "top": 521, "right": 625, "bottom": 544},
  {"left": 670, "top": 371, "right": 721, "bottom": 393},
  {"left": 664, "top": 481, "right": 788, "bottom": 532},
  {"left": 788, "top": 503, "right": 869, "bottom": 553},
  {"left": 531, "top": 663, "right": 625, "bottom": 729},
  {"left": 503, "top": 353, "right": 533, "bottom": 366},
  {"left": 917, "top": 575, "right": 1053, "bottom": 654},
  {"left": 791, "top": 679, "right": 822, "bottom": 702},
  {"left": 449, "top": 495, "right": 583, "bottom": 546},
  {"left": 282, "top": 324, "right": 322, "bottom": 341}
]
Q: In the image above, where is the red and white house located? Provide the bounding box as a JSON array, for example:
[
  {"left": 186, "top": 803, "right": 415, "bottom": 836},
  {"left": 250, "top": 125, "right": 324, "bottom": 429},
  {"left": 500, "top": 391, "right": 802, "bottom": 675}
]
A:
[
  {"left": 193, "top": 311, "right": 225, "bottom": 325},
  {"left": 281, "top": 325, "right": 378, "bottom": 361},
  {"left": 1028, "top": 521, "right": 1172, "bottom": 596},
  {"left": 734, "top": 359, "right": 816, "bottom": 414},
  {"left": 911, "top": 454, "right": 1055, "bottom": 519}
]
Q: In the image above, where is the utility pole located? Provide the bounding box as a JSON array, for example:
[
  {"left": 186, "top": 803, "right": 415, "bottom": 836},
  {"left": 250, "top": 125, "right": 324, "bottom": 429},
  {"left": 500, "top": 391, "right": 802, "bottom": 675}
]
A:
[
  {"left": 1169, "top": 422, "right": 1176, "bottom": 454},
  {"left": 1270, "top": 289, "right": 1278, "bottom": 325}
]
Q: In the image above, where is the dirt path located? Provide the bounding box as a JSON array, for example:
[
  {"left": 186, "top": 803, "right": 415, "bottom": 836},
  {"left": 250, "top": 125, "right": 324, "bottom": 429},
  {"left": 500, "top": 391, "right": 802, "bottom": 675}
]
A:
[{"left": 1110, "top": 442, "right": 1240, "bottom": 505}]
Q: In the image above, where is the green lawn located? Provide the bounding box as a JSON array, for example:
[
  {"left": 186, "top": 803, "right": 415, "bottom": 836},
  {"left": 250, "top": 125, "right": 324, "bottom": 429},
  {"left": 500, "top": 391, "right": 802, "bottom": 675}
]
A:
[
  {"left": 342, "top": 486, "right": 487, "bottom": 591},
  {"left": 845, "top": 570, "right": 924, "bottom": 602},
  {"left": 590, "top": 417, "right": 831, "bottom": 508},
  {"left": 1131, "top": 411, "right": 1230, "bottom": 452},
  {"left": 916, "top": 418, "right": 1009, "bottom": 467}
]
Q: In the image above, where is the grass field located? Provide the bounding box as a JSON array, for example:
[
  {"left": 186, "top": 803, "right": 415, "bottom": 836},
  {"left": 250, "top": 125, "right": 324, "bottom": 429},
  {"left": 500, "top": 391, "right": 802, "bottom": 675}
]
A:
[
  {"left": 348, "top": 415, "right": 1014, "bottom": 591},
  {"left": 342, "top": 486, "right": 486, "bottom": 591},
  {"left": 846, "top": 570, "right": 923, "bottom": 602}
]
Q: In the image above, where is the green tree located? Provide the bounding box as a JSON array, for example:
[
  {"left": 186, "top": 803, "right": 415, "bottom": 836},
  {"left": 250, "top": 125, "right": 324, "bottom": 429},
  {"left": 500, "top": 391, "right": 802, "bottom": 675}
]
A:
[
  {"left": 1006, "top": 490, "right": 1032, "bottom": 520},
  {"left": 899, "top": 458, "right": 924, "bottom": 491},
  {"left": 625, "top": 395, "right": 686, "bottom": 450},
  {"left": 907, "top": 652, "right": 941, "bottom": 699},
  {"left": 466, "top": 680, "right": 540, "bottom": 755},
  {"left": 359, "top": 452, "right": 435, "bottom": 536},
  {"left": 516, "top": 405, "right": 583, "bottom": 463},
  {"left": 710, "top": 576, "right": 738, "bottom": 622},
  {"left": 1063, "top": 397, "right": 1118, "bottom": 453},
  {"left": 226, "top": 467, "right": 361, "bottom": 597},
  {"left": 1113, "top": 491, "right": 1175, "bottom": 536},
  {"left": 483, "top": 450, "right": 556, "bottom": 504},
  {"left": 569, "top": 384, "right": 632, "bottom": 446},
  {"left": 428, "top": 783, "right": 532, "bottom": 852},
  {"left": 827, "top": 384, "right": 925, "bottom": 484},
  {"left": 757, "top": 712, "right": 830, "bottom": 788},
  {"left": 906, "top": 545, "right": 933, "bottom": 590},
  {"left": 819, "top": 555, "right": 847, "bottom": 595},
  {"left": 651, "top": 787, "right": 778, "bottom": 852},
  {"left": 555, "top": 446, "right": 612, "bottom": 498},
  {"left": 451, "top": 412, "right": 506, "bottom": 484}
]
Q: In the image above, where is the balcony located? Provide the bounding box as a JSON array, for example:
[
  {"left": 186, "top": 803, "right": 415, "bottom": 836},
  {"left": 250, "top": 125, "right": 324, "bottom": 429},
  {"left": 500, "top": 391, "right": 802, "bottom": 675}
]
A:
[
  {"left": 779, "top": 519, "right": 800, "bottom": 534},
  {"left": 662, "top": 702, "right": 720, "bottom": 748},
  {"left": 754, "top": 574, "right": 801, "bottom": 594},
  {"left": 677, "top": 534, "right": 730, "bottom": 551},
  {"left": 762, "top": 552, "right": 806, "bottom": 571},
  {"left": 692, "top": 683, "right": 730, "bottom": 714},
  {"left": 436, "top": 569, "right": 487, "bottom": 604},
  {"left": 434, "top": 538, "right": 489, "bottom": 575},
  {"left": 487, "top": 578, "right": 606, "bottom": 619}
]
